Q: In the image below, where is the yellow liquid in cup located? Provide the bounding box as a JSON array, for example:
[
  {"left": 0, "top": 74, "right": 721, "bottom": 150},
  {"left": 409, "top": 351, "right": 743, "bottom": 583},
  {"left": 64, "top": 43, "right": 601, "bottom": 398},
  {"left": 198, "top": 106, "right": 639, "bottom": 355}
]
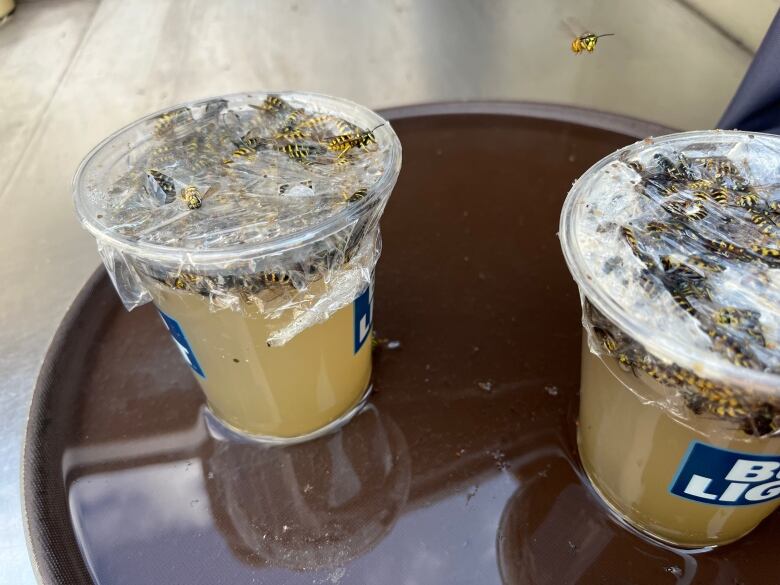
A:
[
  {"left": 147, "top": 280, "right": 372, "bottom": 439},
  {"left": 578, "top": 338, "right": 780, "bottom": 548}
]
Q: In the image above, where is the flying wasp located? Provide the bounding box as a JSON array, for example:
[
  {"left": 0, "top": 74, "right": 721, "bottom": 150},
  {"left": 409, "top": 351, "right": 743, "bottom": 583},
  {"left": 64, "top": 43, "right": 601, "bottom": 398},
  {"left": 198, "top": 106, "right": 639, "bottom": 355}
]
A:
[{"left": 570, "top": 32, "right": 614, "bottom": 54}]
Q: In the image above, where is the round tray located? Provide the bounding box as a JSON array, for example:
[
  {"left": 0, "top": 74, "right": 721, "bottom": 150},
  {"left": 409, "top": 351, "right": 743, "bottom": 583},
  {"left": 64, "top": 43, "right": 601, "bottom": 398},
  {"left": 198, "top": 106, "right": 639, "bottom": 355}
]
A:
[{"left": 24, "top": 103, "right": 776, "bottom": 585}]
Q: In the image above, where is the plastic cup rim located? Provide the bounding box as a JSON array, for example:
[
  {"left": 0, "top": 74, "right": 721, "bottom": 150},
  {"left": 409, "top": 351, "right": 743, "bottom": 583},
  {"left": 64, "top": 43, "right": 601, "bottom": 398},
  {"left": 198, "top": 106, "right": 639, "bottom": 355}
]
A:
[{"left": 72, "top": 90, "right": 402, "bottom": 266}]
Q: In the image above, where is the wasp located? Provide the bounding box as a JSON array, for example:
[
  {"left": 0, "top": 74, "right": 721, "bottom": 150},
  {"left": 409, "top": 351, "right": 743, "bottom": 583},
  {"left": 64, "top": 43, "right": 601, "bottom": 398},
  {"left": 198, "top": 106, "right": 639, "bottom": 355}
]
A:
[
  {"left": 295, "top": 114, "right": 333, "bottom": 130},
  {"left": 687, "top": 179, "right": 714, "bottom": 191},
  {"left": 570, "top": 32, "right": 614, "bottom": 54},
  {"left": 171, "top": 272, "right": 200, "bottom": 291},
  {"left": 251, "top": 94, "right": 290, "bottom": 113},
  {"left": 181, "top": 185, "right": 203, "bottom": 209},
  {"left": 622, "top": 225, "right": 656, "bottom": 269},
  {"left": 751, "top": 211, "right": 778, "bottom": 235},
  {"left": 716, "top": 308, "right": 766, "bottom": 346},
  {"left": 710, "top": 187, "right": 729, "bottom": 205},
  {"left": 153, "top": 107, "right": 192, "bottom": 137},
  {"left": 736, "top": 191, "right": 760, "bottom": 208},
  {"left": 660, "top": 256, "right": 705, "bottom": 281},
  {"left": 222, "top": 145, "right": 256, "bottom": 164},
  {"left": 183, "top": 135, "right": 203, "bottom": 158},
  {"left": 702, "top": 237, "right": 752, "bottom": 261},
  {"left": 343, "top": 188, "right": 368, "bottom": 203},
  {"left": 671, "top": 291, "right": 697, "bottom": 316},
  {"left": 704, "top": 157, "right": 739, "bottom": 179},
  {"left": 645, "top": 220, "right": 671, "bottom": 234},
  {"left": 714, "top": 307, "right": 760, "bottom": 327},
  {"left": 324, "top": 124, "right": 383, "bottom": 153},
  {"left": 664, "top": 199, "right": 708, "bottom": 221},
  {"left": 687, "top": 254, "right": 725, "bottom": 273},
  {"left": 617, "top": 353, "right": 637, "bottom": 375},
  {"left": 262, "top": 271, "right": 291, "bottom": 286},
  {"left": 279, "top": 143, "right": 310, "bottom": 163},
  {"left": 706, "top": 327, "right": 761, "bottom": 369},
  {"left": 626, "top": 160, "right": 643, "bottom": 173},
  {"left": 751, "top": 244, "right": 780, "bottom": 261},
  {"left": 653, "top": 154, "right": 680, "bottom": 177},
  {"left": 145, "top": 169, "right": 176, "bottom": 204},
  {"left": 592, "top": 326, "right": 618, "bottom": 353},
  {"left": 149, "top": 144, "right": 175, "bottom": 165},
  {"left": 275, "top": 127, "right": 306, "bottom": 141}
]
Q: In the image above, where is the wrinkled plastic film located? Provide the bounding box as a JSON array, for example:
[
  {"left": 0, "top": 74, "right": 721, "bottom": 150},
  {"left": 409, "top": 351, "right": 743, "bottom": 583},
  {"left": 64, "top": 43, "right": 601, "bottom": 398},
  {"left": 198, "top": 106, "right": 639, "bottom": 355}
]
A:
[
  {"left": 580, "top": 297, "right": 780, "bottom": 437},
  {"left": 75, "top": 92, "right": 400, "bottom": 345},
  {"left": 95, "top": 240, "right": 152, "bottom": 310}
]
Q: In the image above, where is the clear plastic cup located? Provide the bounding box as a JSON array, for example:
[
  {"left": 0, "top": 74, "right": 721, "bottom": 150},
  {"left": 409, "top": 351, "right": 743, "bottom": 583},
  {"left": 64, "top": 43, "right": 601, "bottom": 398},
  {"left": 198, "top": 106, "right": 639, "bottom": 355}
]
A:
[
  {"left": 73, "top": 91, "right": 402, "bottom": 443},
  {"left": 560, "top": 130, "right": 780, "bottom": 548}
]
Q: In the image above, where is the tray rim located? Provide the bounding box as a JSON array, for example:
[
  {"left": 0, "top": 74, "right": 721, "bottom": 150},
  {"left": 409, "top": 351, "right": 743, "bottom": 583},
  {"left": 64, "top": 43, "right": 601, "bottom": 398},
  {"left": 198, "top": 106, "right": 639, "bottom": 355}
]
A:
[{"left": 21, "top": 101, "right": 673, "bottom": 585}]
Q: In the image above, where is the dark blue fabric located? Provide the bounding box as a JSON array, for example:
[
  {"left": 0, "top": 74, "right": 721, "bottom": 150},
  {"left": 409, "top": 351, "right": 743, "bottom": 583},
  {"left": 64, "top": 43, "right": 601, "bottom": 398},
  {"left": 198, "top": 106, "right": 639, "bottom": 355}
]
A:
[{"left": 719, "top": 9, "right": 780, "bottom": 133}]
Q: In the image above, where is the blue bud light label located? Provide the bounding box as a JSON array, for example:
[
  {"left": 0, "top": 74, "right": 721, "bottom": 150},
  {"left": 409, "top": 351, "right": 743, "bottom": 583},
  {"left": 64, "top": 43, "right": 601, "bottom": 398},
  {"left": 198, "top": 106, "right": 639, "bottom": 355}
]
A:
[
  {"left": 158, "top": 310, "right": 205, "bottom": 378},
  {"left": 670, "top": 441, "right": 780, "bottom": 506},
  {"left": 353, "top": 281, "right": 374, "bottom": 354}
]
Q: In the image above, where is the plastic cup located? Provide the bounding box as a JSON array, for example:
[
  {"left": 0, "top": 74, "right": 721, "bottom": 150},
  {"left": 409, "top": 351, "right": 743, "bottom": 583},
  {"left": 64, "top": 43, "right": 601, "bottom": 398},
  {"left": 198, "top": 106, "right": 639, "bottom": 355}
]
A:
[
  {"left": 74, "top": 92, "right": 401, "bottom": 443},
  {"left": 560, "top": 130, "right": 780, "bottom": 548}
]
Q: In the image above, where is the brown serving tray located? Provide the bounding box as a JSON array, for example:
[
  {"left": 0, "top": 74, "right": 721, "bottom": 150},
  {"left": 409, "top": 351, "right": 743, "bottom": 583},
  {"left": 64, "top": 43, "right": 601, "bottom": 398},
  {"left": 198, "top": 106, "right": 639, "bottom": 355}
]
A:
[{"left": 24, "top": 103, "right": 776, "bottom": 585}]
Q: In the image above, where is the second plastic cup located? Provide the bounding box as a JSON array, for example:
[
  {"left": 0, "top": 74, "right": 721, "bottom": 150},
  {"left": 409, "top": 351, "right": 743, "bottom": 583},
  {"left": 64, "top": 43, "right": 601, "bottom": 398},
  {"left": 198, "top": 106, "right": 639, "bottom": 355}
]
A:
[
  {"left": 560, "top": 130, "right": 780, "bottom": 548},
  {"left": 74, "top": 91, "right": 402, "bottom": 442}
]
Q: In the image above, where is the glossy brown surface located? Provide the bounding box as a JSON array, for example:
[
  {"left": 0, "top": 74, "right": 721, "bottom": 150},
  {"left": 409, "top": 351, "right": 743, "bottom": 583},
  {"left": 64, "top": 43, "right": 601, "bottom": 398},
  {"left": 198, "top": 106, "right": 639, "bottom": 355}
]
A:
[{"left": 25, "top": 106, "right": 779, "bottom": 584}]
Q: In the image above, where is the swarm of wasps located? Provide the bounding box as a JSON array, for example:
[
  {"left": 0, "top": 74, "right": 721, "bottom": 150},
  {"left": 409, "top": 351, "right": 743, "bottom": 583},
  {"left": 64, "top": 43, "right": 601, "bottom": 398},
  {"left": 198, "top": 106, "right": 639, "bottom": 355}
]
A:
[
  {"left": 142, "top": 94, "right": 379, "bottom": 211},
  {"left": 222, "top": 94, "right": 383, "bottom": 177},
  {"left": 586, "top": 301, "right": 780, "bottom": 437},
  {"left": 593, "top": 150, "right": 780, "bottom": 435}
]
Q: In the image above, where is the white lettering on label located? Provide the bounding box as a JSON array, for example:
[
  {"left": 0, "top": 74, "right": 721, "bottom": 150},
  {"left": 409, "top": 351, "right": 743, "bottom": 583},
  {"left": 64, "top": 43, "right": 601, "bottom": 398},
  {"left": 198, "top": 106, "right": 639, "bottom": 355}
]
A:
[
  {"left": 745, "top": 480, "right": 780, "bottom": 502},
  {"left": 725, "top": 460, "right": 780, "bottom": 483},
  {"left": 172, "top": 339, "right": 193, "bottom": 365},
  {"left": 359, "top": 315, "right": 370, "bottom": 344},
  {"left": 683, "top": 474, "right": 718, "bottom": 500},
  {"left": 719, "top": 482, "right": 749, "bottom": 502}
]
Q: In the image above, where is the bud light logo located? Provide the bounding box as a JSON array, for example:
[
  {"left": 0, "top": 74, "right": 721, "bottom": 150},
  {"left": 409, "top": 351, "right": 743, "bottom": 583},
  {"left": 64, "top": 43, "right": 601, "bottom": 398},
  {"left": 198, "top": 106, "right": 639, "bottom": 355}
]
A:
[
  {"left": 670, "top": 441, "right": 780, "bottom": 506},
  {"left": 159, "top": 310, "right": 205, "bottom": 378},
  {"left": 353, "top": 282, "right": 374, "bottom": 354}
]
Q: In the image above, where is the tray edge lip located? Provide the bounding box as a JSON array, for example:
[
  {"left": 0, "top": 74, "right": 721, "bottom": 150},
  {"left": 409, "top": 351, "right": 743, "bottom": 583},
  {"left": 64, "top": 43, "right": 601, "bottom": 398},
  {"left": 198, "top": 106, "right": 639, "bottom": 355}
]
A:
[
  {"left": 377, "top": 100, "right": 676, "bottom": 137},
  {"left": 21, "top": 266, "right": 108, "bottom": 585},
  {"left": 20, "top": 101, "right": 675, "bottom": 585}
]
